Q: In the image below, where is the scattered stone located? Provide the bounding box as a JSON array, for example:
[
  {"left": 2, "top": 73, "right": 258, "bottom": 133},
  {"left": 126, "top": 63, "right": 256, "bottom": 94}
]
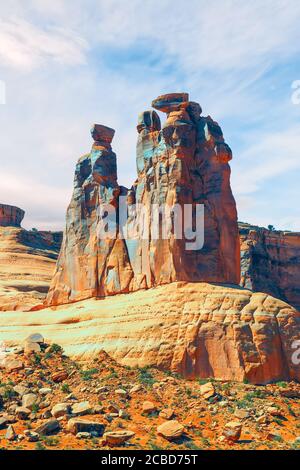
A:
[
  {"left": 266, "top": 432, "right": 282, "bottom": 442},
  {"left": 24, "top": 342, "right": 41, "bottom": 355},
  {"left": 266, "top": 406, "right": 280, "bottom": 416},
  {"left": 24, "top": 430, "right": 39, "bottom": 442},
  {"left": 256, "top": 415, "right": 267, "bottom": 424},
  {"left": 35, "top": 419, "right": 60, "bottom": 436},
  {"left": 39, "top": 388, "right": 52, "bottom": 396},
  {"left": 200, "top": 382, "right": 216, "bottom": 399},
  {"left": 142, "top": 401, "right": 157, "bottom": 414},
  {"left": 159, "top": 409, "right": 175, "bottom": 420},
  {"left": 130, "top": 384, "right": 143, "bottom": 394},
  {"left": 71, "top": 401, "right": 92, "bottom": 416},
  {"left": 107, "top": 403, "right": 119, "bottom": 414},
  {"left": 93, "top": 405, "right": 105, "bottom": 414},
  {"left": 25, "top": 333, "right": 44, "bottom": 344},
  {"left": 103, "top": 430, "right": 135, "bottom": 446},
  {"left": 67, "top": 418, "right": 105, "bottom": 436},
  {"left": 0, "top": 417, "right": 8, "bottom": 429},
  {"left": 15, "top": 407, "right": 31, "bottom": 420},
  {"left": 222, "top": 421, "right": 242, "bottom": 442},
  {"left": 22, "top": 393, "right": 39, "bottom": 410},
  {"left": 115, "top": 389, "right": 127, "bottom": 397},
  {"left": 76, "top": 432, "right": 92, "bottom": 439},
  {"left": 119, "top": 409, "right": 130, "bottom": 419},
  {"left": 6, "top": 425, "right": 16, "bottom": 441},
  {"left": 279, "top": 388, "right": 300, "bottom": 399},
  {"left": 1, "top": 357, "right": 24, "bottom": 372},
  {"left": 234, "top": 409, "right": 250, "bottom": 419},
  {"left": 13, "top": 384, "right": 29, "bottom": 397},
  {"left": 157, "top": 420, "right": 184, "bottom": 441},
  {"left": 51, "top": 370, "right": 68, "bottom": 383},
  {"left": 51, "top": 403, "right": 70, "bottom": 418}
]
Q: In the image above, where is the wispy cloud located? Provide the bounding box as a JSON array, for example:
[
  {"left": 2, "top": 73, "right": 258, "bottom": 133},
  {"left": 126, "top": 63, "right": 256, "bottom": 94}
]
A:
[
  {"left": 0, "top": 18, "right": 87, "bottom": 70},
  {"left": 0, "top": 0, "right": 300, "bottom": 230}
]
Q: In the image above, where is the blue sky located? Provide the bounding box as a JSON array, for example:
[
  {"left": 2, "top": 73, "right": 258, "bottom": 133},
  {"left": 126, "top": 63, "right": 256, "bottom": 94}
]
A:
[{"left": 0, "top": 0, "right": 300, "bottom": 231}]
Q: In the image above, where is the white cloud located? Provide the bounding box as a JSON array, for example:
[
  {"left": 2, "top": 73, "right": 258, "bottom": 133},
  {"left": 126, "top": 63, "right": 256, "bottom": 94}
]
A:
[
  {"left": 232, "top": 125, "right": 300, "bottom": 195},
  {"left": 0, "top": 18, "right": 87, "bottom": 70},
  {"left": 0, "top": 0, "right": 300, "bottom": 231},
  {"left": 0, "top": 171, "right": 71, "bottom": 230}
]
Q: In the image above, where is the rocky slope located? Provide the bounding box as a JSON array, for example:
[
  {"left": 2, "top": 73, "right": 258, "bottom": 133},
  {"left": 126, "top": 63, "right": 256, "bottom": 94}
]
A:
[
  {"left": 1, "top": 282, "right": 299, "bottom": 384},
  {"left": 0, "top": 337, "right": 299, "bottom": 450},
  {"left": 240, "top": 223, "right": 300, "bottom": 311},
  {"left": 0, "top": 207, "right": 62, "bottom": 310},
  {"left": 47, "top": 93, "right": 240, "bottom": 305}
]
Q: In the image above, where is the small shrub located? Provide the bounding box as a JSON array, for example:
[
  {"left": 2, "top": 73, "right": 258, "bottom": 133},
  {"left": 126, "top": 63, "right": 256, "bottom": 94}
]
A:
[
  {"left": 80, "top": 368, "right": 99, "bottom": 381},
  {"left": 61, "top": 383, "right": 71, "bottom": 394},
  {"left": 138, "top": 367, "right": 155, "bottom": 387}
]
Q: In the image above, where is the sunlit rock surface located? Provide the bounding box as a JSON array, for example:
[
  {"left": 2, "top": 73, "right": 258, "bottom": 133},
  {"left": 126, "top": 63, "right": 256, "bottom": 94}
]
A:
[{"left": 46, "top": 93, "right": 240, "bottom": 305}]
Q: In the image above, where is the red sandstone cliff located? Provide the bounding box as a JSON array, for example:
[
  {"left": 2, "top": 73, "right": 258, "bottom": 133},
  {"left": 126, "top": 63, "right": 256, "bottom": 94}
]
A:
[
  {"left": 46, "top": 93, "right": 240, "bottom": 305},
  {"left": 240, "top": 222, "right": 300, "bottom": 311}
]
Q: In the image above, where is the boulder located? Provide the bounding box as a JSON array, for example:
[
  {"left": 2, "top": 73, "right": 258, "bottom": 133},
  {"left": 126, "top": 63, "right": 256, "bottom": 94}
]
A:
[
  {"left": 24, "top": 430, "right": 39, "bottom": 442},
  {"left": 5, "top": 424, "right": 16, "bottom": 441},
  {"left": 15, "top": 406, "right": 31, "bottom": 420},
  {"left": 142, "top": 401, "right": 157, "bottom": 414},
  {"left": 159, "top": 409, "right": 175, "bottom": 420},
  {"left": 35, "top": 419, "right": 60, "bottom": 436},
  {"left": 71, "top": 401, "right": 92, "bottom": 416},
  {"left": 67, "top": 418, "right": 105, "bottom": 436},
  {"left": 13, "top": 384, "right": 29, "bottom": 397},
  {"left": 157, "top": 420, "right": 184, "bottom": 440},
  {"left": 1, "top": 357, "right": 24, "bottom": 372},
  {"left": 103, "top": 430, "right": 135, "bottom": 446},
  {"left": 25, "top": 333, "right": 44, "bottom": 344},
  {"left": 51, "top": 370, "right": 68, "bottom": 383},
  {"left": 222, "top": 421, "right": 242, "bottom": 442},
  {"left": 200, "top": 382, "right": 216, "bottom": 399},
  {"left": 24, "top": 342, "right": 41, "bottom": 354},
  {"left": 51, "top": 403, "right": 70, "bottom": 418},
  {"left": 22, "top": 393, "right": 39, "bottom": 410}
]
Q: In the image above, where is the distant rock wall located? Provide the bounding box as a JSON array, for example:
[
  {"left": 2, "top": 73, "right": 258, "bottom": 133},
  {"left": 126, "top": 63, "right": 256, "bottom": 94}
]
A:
[
  {"left": 0, "top": 204, "right": 24, "bottom": 227},
  {"left": 46, "top": 93, "right": 240, "bottom": 305},
  {"left": 0, "top": 219, "right": 62, "bottom": 311},
  {"left": 240, "top": 223, "right": 300, "bottom": 311}
]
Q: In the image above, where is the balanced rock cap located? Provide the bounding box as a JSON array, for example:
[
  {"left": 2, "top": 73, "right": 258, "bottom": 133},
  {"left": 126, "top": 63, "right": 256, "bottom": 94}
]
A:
[
  {"left": 91, "top": 124, "right": 115, "bottom": 143},
  {"left": 0, "top": 204, "right": 25, "bottom": 227},
  {"left": 152, "top": 93, "right": 189, "bottom": 113}
]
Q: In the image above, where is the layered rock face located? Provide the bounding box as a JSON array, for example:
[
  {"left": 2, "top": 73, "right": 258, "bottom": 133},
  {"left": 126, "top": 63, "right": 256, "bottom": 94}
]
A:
[
  {"left": 0, "top": 204, "right": 24, "bottom": 227},
  {"left": 47, "top": 93, "right": 240, "bottom": 305},
  {"left": 240, "top": 223, "right": 300, "bottom": 311},
  {"left": 0, "top": 218, "right": 62, "bottom": 311},
  {"left": 2, "top": 282, "right": 300, "bottom": 384}
]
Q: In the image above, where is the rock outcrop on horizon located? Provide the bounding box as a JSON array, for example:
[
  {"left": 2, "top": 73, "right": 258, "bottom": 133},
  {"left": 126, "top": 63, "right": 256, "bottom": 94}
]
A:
[
  {"left": 46, "top": 93, "right": 240, "bottom": 305},
  {"left": 0, "top": 204, "right": 24, "bottom": 227},
  {"left": 0, "top": 208, "right": 62, "bottom": 310},
  {"left": 240, "top": 223, "right": 300, "bottom": 311}
]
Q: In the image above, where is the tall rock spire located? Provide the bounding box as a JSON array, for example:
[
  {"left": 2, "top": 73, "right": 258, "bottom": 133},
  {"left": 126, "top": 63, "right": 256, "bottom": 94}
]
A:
[{"left": 46, "top": 93, "right": 240, "bottom": 305}]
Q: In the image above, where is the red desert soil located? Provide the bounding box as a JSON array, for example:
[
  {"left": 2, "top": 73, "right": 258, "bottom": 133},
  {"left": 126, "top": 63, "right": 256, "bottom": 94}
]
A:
[{"left": 1, "top": 341, "right": 300, "bottom": 451}]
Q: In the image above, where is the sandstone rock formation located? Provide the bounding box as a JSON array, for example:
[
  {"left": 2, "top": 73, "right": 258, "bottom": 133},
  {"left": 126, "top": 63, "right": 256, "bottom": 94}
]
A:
[
  {"left": 0, "top": 210, "right": 62, "bottom": 310},
  {"left": 2, "top": 282, "right": 300, "bottom": 384},
  {"left": 239, "top": 222, "right": 300, "bottom": 311},
  {"left": 47, "top": 93, "right": 240, "bottom": 305},
  {"left": 0, "top": 204, "right": 24, "bottom": 227}
]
